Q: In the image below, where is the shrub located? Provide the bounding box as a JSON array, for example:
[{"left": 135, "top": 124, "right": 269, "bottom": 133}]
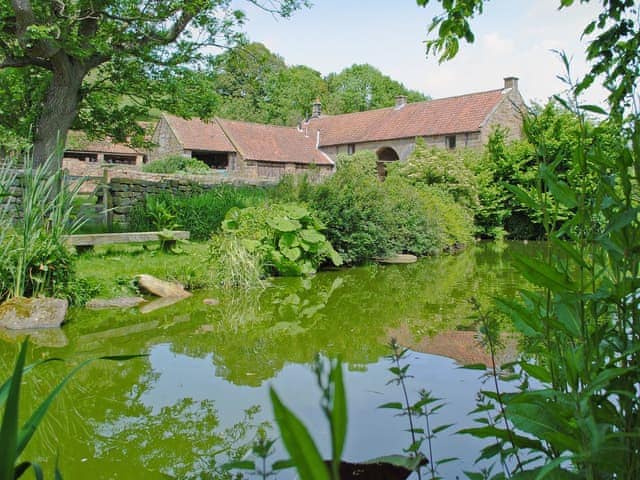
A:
[
  {"left": 309, "top": 150, "right": 473, "bottom": 264},
  {"left": 127, "top": 185, "right": 268, "bottom": 240},
  {"left": 142, "top": 155, "right": 212, "bottom": 174},
  {"left": 219, "top": 202, "right": 343, "bottom": 277},
  {"left": 310, "top": 151, "right": 396, "bottom": 264}
]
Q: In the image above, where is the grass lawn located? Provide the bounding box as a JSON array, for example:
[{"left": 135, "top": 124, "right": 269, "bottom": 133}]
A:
[{"left": 75, "top": 241, "right": 213, "bottom": 299}]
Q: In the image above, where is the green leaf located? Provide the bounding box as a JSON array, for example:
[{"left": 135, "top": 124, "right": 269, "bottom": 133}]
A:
[
  {"left": 329, "top": 360, "right": 348, "bottom": 468},
  {"left": 279, "top": 232, "right": 299, "bottom": 249},
  {"left": 539, "top": 165, "right": 577, "bottom": 208},
  {"left": 270, "top": 387, "right": 330, "bottom": 480},
  {"left": 299, "top": 229, "right": 325, "bottom": 244},
  {"left": 266, "top": 216, "right": 301, "bottom": 233},
  {"left": 378, "top": 402, "right": 404, "bottom": 410},
  {"left": 514, "top": 253, "right": 575, "bottom": 292},
  {"left": 0, "top": 339, "right": 28, "bottom": 480},
  {"left": 520, "top": 363, "right": 552, "bottom": 384},
  {"left": 271, "top": 459, "right": 295, "bottom": 470},
  {"left": 283, "top": 203, "right": 309, "bottom": 220},
  {"left": 281, "top": 246, "right": 302, "bottom": 262}
]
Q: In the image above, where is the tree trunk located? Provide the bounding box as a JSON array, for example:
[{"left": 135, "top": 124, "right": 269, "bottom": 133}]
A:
[{"left": 32, "top": 55, "right": 86, "bottom": 171}]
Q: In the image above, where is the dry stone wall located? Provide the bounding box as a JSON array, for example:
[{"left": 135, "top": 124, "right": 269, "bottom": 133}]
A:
[
  {"left": 2, "top": 171, "right": 24, "bottom": 221},
  {"left": 101, "top": 175, "right": 276, "bottom": 224}
]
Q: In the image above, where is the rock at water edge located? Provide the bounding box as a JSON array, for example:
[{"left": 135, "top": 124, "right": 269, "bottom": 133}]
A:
[
  {"left": 136, "top": 274, "right": 191, "bottom": 298},
  {"left": 0, "top": 297, "right": 68, "bottom": 330}
]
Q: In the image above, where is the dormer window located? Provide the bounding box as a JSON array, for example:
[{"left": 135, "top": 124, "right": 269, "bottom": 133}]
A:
[{"left": 446, "top": 135, "right": 456, "bottom": 150}]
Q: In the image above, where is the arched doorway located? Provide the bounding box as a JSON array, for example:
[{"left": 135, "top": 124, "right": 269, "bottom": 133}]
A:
[{"left": 376, "top": 147, "right": 399, "bottom": 179}]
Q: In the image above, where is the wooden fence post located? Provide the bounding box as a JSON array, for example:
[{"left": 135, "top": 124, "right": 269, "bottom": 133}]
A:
[{"left": 102, "top": 168, "right": 113, "bottom": 231}]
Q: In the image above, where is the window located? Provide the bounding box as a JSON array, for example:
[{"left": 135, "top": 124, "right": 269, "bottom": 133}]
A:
[
  {"left": 347, "top": 144, "right": 355, "bottom": 155},
  {"left": 445, "top": 135, "right": 456, "bottom": 150}
]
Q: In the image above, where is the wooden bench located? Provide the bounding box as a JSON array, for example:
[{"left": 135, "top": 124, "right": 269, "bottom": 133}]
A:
[{"left": 63, "top": 231, "right": 190, "bottom": 252}]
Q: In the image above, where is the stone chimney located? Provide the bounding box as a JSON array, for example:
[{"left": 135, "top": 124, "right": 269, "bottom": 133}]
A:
[
  {"left": 311, "top": 98, "right": 322, "bottom": 118},
  {"left": 395, "top": 95, "right": 407, "bottom": 109},
  {"left": 504, "top": 76, "right": 519, "bottom": 91}
]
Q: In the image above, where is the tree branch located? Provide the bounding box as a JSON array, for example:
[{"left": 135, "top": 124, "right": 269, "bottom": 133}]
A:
[
  {"left": 0, "top": 55, "right": 52, "bottom": 69},
  {"left": 10, "top": 0, "right": 60, "bottom": 58}
]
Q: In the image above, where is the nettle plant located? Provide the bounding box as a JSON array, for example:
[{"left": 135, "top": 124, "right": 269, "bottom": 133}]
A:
[{"left": 222, "top": 203, "right": 343, "bottom": 277}]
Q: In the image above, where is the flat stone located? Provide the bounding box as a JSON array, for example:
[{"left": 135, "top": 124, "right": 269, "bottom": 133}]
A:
[
  {"left": 0, "top": 297, "right": 68, "bottom": 330},
  {"left": 136, "top": 274, "right": 192, "bottom": 298},
  {"left": 203, "top": 298, "right": 220, "bottom": 306},
  {"left": 86, "top": 297, "right": 146, "bottom": 309},
  {"left": 377, "top": 254, "right": 418, "bottom": 264}
]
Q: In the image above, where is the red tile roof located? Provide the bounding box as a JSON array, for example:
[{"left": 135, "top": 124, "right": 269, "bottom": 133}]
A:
[
  {"left": 217, "top": 118, "right": 333, "bottom": 166},
  {"left": 65, "top": 130, "right": 142, "bottom": 155},
  {"left": 305, "top": 89, "right": 506, "bottom": 147},
  {"left": 163, "top": 113, "right": 234, "bottom": 152}
]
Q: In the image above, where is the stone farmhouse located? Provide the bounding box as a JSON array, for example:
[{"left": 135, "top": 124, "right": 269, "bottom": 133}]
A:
[{"left": 64, "top": 77, "right": 525, "bottom": 180}]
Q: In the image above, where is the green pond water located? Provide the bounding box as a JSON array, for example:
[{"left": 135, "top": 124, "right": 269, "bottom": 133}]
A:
[{"left": 0, "top": 241, "right": 540, "bottom": 479}]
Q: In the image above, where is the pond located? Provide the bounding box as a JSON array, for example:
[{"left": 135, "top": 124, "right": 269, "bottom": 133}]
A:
[{"left": 0, "top": 241, "right": 540, "bottom": 479}]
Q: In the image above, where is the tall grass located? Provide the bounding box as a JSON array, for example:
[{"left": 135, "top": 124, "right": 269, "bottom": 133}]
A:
[
  {"left": 128, "top": 185, "right": 269, "bottom": 240},
  {"left": 0, "top": 152, "right": 86, "bottom": 300}
]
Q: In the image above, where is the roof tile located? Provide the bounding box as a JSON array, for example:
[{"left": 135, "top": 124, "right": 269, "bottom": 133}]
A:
[
  {"left": 305, "top": 89, "right": 506, "bottom": 146},
  {"left": 217, "top": 118, "right": 333, "bottom": 166},
  {"left": 163, "top": 113, "right": 234, "bottom": 152}
]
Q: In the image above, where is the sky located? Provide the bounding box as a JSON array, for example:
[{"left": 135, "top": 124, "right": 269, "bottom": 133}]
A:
[{"left": 233, "top": 0, "right": 607, "bottom": 106}]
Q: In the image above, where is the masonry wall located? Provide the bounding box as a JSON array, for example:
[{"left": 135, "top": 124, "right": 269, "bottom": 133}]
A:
[
  {"left": 480, "top": 89, "right": 525, "bottom": 144},
  {"left": 149, "top": 117, "right": 187, "bottom": 161},
  {"left": 320, "top": 131, "right": 483, "bottom": 163},
  {"left": 101, "top": 175, "right": 277, "bottom": 224},
  {"left": 2, "top": 172, "right": 23, "bottom": 221}
]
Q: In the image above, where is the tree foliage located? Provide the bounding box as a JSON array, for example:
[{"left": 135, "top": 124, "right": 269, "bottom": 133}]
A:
[
  {"left": 0, "top": 0, "right": 307, "bottom": 165},
  {"left": 324, "top": 64, "right": 427, "bottom": 114}
]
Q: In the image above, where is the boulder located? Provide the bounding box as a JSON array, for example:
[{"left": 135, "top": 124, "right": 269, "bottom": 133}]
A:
[
  {"left": 136, "top": 274, "right": 191, "bottom": 298},
  {"left": 0, "top": 297, "right": 68, "bottom": 330},
  {"left": 86, "top": 297, "right": 146, "bottom": 309}
]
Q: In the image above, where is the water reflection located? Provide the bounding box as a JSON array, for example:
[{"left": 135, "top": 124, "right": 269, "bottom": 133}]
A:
[{"left": 0, "top": 241, "right": 536, "bottom": 479}]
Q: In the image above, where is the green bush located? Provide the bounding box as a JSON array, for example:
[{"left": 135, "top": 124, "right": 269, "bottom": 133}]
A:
[
  {"left": 219, "top": 202, "right": 343, "bottom": 277},
  {"left": 127, "top": 185, "right": 268, "bottom": 240},
  {"left": 309, "top": 151, "right": 473, "bottom": 264},
  {"left": 142, "top": 155, "right": 212, "bottom": 174}
]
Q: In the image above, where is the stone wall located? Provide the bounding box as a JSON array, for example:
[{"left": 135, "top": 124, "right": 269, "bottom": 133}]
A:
[
  {"left": 2, "top": 171, "right": 23, "bottom": 220},
  {"left": 149, "top": 116, "right": 186, "bottom": 161},
  {"left": 100, "top": 175, "right": 277, "bottom": 224}
]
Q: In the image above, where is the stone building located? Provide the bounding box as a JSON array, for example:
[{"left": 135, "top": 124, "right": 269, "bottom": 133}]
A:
[
  {"left": 150, "top": 114, "right": 334, "bottom": 177},
  {"left": 302, "top": 77, "right": 525, "bottom": 174},
  {"left": 66, "top": 76, "right": 525, "bottom": 180}
]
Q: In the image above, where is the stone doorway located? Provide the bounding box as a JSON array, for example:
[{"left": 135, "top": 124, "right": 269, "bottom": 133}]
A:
[{"left": 376, "top": 147, "right": 399, "bottom": 179}]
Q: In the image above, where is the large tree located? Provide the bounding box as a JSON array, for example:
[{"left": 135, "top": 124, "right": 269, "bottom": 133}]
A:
[
  {"left": 325, "top": 64, "right": 427, "bottom": 114},
  {"left": 0, "top": 0, "right": 305, "bottom": 167}
]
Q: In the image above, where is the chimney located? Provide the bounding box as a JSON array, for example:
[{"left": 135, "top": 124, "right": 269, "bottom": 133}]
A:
[
  {"left": 312, "top": 98, "right": 322, "bottom": 118},
  {"left": 504, "top": 76, "right": 519, "bottom": 91},
  {"left": 395, "top": 95, "right": 407, "bottom": 109}
]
